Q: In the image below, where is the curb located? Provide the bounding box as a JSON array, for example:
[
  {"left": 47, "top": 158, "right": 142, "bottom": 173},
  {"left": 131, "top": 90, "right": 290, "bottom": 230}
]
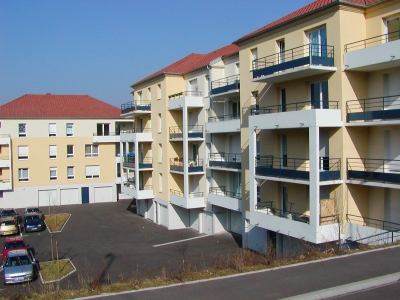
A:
[{"left": 39, "top": 259, "right": 77, "bottom": 284}]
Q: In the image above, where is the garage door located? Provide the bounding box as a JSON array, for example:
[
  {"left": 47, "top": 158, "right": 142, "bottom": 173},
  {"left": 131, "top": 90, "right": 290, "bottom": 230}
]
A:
[
  {"left": 38, "top": 190, "right": 58, "bottom": 207},
  {"left": 189, "top": 209, "right": 199, "bottom": 231},
  {"left": 203, "top": 212, "right": 213, "bottom": 235},
  {"left": 159, "top": 203, "right": 168, "bottom": 228},
  {"left": 60, "top": 189, "right": 79, "bottom": 205},
  {"left": 94, "top": 186, "right": 113, "bottom": 203},
  {"left": 230, "top": 210, "right": 242, "bottom": 235}
]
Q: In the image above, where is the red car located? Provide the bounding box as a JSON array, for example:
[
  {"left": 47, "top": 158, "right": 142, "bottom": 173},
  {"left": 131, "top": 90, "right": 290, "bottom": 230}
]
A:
[{"left": 2, "top": 237, "right": 27, "bottom": 261}]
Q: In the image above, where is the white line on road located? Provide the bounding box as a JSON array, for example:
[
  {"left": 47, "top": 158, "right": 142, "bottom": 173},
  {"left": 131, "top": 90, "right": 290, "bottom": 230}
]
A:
[{"left": 152, "top": 235, "right": 210, "bottom": 247}]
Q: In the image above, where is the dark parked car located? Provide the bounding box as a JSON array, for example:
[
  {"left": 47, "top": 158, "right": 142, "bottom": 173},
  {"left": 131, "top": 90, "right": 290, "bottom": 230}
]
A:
[
  {"left": 23, "top": 213, "right": 44, "bottom": 232},
  {"left": 24, "top": 207, "right": 44, "bottom": 220}
]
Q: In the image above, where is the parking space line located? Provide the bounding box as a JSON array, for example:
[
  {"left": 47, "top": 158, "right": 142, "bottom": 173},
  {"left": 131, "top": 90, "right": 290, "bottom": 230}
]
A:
[{"left": 153, "top": 235, "right": 209, "bottom": 247}]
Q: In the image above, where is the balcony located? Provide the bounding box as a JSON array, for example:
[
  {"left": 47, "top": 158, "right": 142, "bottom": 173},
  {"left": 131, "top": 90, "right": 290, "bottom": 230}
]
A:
[
  {"left": 251, "top": 100, "right": 339, "bottom": 115},
  {"left": 121, "top": 183, "right": 154, "bottom": 200},
  {"left": 206, "top": 114, "right": 240, "bottom": 133},
  {"left": 169, "top": 125, "right": 204, "bottom": 140},
  {"left": 344, "top": 30, "right": 400, "bottom": 72},
  {"left": 121, "top": 100, "right": 151, "bottom": 116},
  {"left": 92, "top": 132, "right": 120, "bottom": 143},
  {"left": 208, "top": 153, "right": 241, "bottom": 170},
  {"left": 252, "top": 44, "right": 336, "bottom": 83},
  {"left": 346, "top": 214, "right": 400, "bottom": 245},
  {"left": 0, "top": 155, "right": 11, "bottom": 168},
  {"left": 208, "top": 187, "right": 242, "bottom": 211},
  {"left": 169, "top": 158, "right": 204, "bottom": 173},
  {"left": 347, "top": 158, "right": 400, "bottom": 185},
  {"left": 0, "top": 179, "right": 11, "bottom": 191},
  {"left": 211, "top": 75, "right": 240, "bottom": 98},
  {"left": 255, "top": 156, "right": 341, "bottom": 181},
  {"left": 170, "top": 189, "right": 205, "bottom": 209},
  {"left": 120, "top": 128, "right": 152, "bottom": 143},
  {"left": 122, "top": 156, "right": 152, "bottom": 169},
  {"left": 168, "top": 91, "right": 203, "bottom": 110},
  {"left": 346, "top": 95, "right": 400, "bottom": 124}
]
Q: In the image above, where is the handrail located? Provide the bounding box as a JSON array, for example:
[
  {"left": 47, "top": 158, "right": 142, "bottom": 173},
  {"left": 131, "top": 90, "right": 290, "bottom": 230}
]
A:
[
  {"left": 251, "top": 100, "right": 339, "bottom": 115},
  {"left": 347, "top": 157, "right": 400, "bottom": 176},
  {"left": 168, "top": 91, "right": 202, "bottom": 100},
  {"left": 211, "top": 74, "right": 240, "bottom": 91},
  {"left": 209, "top": 153, "right": 241, "bottom": 162},
  {"left": 170, "top": 189, "right": 204, "bottom": 198},
  {"left": 252, "top": 43, "right": 334, "bottom": 71},
  {"left": 341, "top": 228, "right": 400, "bottom": 247},
  {"left": 120, "top": 128, "right": 152, "bottom": 134},
  {"left": 209, "top": 187, "right": 241, "bottom": 199},
  {"left": 255, "top": 205, "right": 311, "bottom": 224},
  {"left": 344, "top": 30, "right": 400, "bottom": 52},
  {"left": 121, "top": 100, "right": 151, "bottom": 114},
  {"left": 256, "top": 156, "right": 341, "bottom": 172},
  {"left": 93, "top": 132, "right": 120, "bottom": 136},
  {"left": 208, "top": 113, "right": 240, "bottom": 122},
  {"left": 346, "top": 214, "right": 400, "bottom": 232}
]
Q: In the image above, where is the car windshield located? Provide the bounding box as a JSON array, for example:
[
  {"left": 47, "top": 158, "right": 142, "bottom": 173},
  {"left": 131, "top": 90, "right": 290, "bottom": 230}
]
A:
[
  {"left": 5, "top": 242, "right": 25, "bottom": 250},
  {"left": 26, "top": 208, "right": 39, "bottom": 213},
  {"left": 24, "top": 216, "right": 40, "bottom": 222},
  {"left": 4, "top": 255, "right": 30, "bottom": 267},
  {"left": 0, "top": 221, "right": 15, "bottom": 226},
  {"left": 1, "top": 211, "right": 15, "bottom": 217}
]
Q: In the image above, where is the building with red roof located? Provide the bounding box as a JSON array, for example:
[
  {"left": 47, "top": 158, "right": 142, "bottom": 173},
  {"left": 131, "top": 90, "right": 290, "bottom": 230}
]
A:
[{"left": 0, "top": 93, "right": 132, "bottom": 208}]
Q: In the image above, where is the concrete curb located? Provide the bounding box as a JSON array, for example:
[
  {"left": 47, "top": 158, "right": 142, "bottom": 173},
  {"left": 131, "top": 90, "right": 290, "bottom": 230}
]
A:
[
  {"left": 39, "top": 259, "right": 77, "bottom": 284},
  {"left": 45, "top": 213, "right": 71, "bottom": 233}
]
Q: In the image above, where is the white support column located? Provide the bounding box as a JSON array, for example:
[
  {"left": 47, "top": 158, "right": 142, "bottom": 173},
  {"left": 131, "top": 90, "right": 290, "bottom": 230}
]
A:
[
  {"left": 249, "top": 127, "right": 257, "bottom": 213},
  {"left": 135, "top": 141, "right": 139, "bottom": 191},
  {"left": 183, "top": 105, "right": 189, "bottom": 197},
  {"left": 309, "top": 126, "right": 320, "bottom": 228}
]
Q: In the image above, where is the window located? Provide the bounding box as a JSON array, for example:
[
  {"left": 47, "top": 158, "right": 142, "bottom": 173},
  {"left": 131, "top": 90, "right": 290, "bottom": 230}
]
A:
[
  {"left": 67, "top": 145, "right": 74, "bottom": 158},
  {"left": 49, "top": 145, "right": 57, "bottom": 159},
  {"left": 251, "top": 48, "right": 258, "bottom": 69},
  {"left": 18, "top": 146, "right": 28, "bottom": 159},
  {"left": 307, "top": 27, "right": 327, "bottom": 57},
  {"left": 157, "top": 84, "right": 161, "bottom": 100},
  {"left": 49, "top": 123, "right": 57, "bottom": 137},
  {"left": 67, "top": 166, "right": 75, "bottom": 180},
  {"left": 158, "top": 114, "right": 162, "bottom": 133},
  {"left": 66, "top": 123, "right": 74, "bottom": 136},
  {"left": 148, "top": 87, "right": 151, "bottom": 100},
  {"left": 189, "top": 79, "right": 198, "bottom": 92},
  {"left": 280, "top": 88, "right": 287, "bottom": 112},
  {"left": 85, "top": 165, "right": 100, "bottom": 178},
  {"left": 386, "top": 16, "right": 400, "bottom": 42},
  {"left": 158, "top": 143, "right": 162, "bottom": 163},
  {"left": 159, "top": 173, "right": 162, "bottom": 193},
  {"left": 96, "top": 123, "right": 110, "bottom": 136},
  {"left": 18, "top": 168, "right": 29, "bottom": 182},
  {"left": 85, "top": 144, "right": 99, "bottom": 157},
  {"left": 278, "top": 40, "right": 285, "bottom": 63},
  {"left": 310, "top": 81, "right": 329, "bottom": 109},
  {"left": 19, "top": 124, "right": 26, "bottom": 137},
  {"left": 138, "top": 91, "right": 143, "bottom": 104},
  {"left": 50, "top": 167, "right": 57, "bottom": 180}
]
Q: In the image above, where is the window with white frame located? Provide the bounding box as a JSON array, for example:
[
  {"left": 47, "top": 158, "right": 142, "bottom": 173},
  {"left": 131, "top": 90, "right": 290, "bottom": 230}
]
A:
[
  {"left": 66, "top": 123, "right": 74, "bottom": 136},
  {"left": 49, "top": 123, "right": 57, "bottom": 137},
  {"left": 19, "top": 123, "right": 26, "bottom": 137},
  {"left": 50, "top": 167, "right": 57, "bottom": 180},
  {"left": 18, "top": 168, "right": 29, "bottom": 182},
  {"left": 85, "top": 165, "right": 100, "bottom": 178},
  {"left": 67, "top": 145, "right": 74, "bottom": 158},
  {"left": 85, "top": 144, "right": 99, "bottom": 157},
  {"left": 251, "top": 48, "right": 258, "bottom": 69},
  {"left": 18, "top": 146, "right": 28, "bottom": 159},
  {"left": 67, "top": 166, "right": 75, "bottom": 179},
  {"left": 49, "top": 145, "right": 57, "bottom": 159},
  {"left": 307, "top": 27, "right": 327, "bottom": 57}
]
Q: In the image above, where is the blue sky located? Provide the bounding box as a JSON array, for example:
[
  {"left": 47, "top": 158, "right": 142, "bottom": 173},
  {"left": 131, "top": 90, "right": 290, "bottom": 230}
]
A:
[{"left": 0, "top": 0, "right": 312, "bottom": 108}]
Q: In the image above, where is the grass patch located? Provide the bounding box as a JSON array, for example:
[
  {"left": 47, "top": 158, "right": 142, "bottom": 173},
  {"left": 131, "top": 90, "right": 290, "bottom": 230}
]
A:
[
  {"left": 40, "top": 260, "right": 74, "bottom": 282},
  {"left": 44, "top": 213, "right": 70, "bottom": 232}
]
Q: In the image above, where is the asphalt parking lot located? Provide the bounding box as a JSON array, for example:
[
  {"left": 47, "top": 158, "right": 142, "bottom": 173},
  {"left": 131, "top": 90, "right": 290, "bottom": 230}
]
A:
[{"left": 0, "top": 199, "right": 241, "bottom": 297}]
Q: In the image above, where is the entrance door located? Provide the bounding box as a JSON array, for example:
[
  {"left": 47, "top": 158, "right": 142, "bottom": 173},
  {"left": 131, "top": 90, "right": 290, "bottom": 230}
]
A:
[
  {"left": 282, "top": 186, "right": 288, "bottom": 212},
  {"left": 280, "top": 88, "right": 287, "bottom": 112},
  {"left": 232, "top": 172, "right": 241, "bottom": 198},
  {"left": 311, "top": 81, "right": 329, "bottom": 109},
  {"left": 231, "top": 102, "right": 239, "bottom": 119},
  {"left": 278, "top": 40, "right": 285, "bottom": 64},
  {"left": 281, "top": 135, "right": 288, "bottom": 168},
  {"left": 308, "top": 27, "right": 327, "bottom": 57},
  {"left": 81, "top": 187, "right": 89, "bottom": 204}
]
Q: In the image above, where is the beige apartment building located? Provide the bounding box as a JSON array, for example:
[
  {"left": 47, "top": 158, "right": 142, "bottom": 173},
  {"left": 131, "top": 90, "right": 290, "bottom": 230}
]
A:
[
  {"left": 121, "top": 0, "right": 400, "bottom": 255},
  {"left": 0, "top": 94, "right": 132, "bottom": 208}
]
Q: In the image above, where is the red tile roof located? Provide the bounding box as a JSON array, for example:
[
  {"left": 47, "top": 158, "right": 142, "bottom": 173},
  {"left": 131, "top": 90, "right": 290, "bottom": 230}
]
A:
[
  {"left": 0, "top": 94, "right": 121, "bottom": 119},
  {"left": 234, "top": 0, "right": 383, "bottom": 44},
  {"left": 132, "top": 44, "right": 239, "bottom": 87}
]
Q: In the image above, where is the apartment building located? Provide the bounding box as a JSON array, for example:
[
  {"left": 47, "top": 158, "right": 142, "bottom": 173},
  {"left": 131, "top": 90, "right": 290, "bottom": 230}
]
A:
[
  {"left": 120, "top": 45, "right": 241, "bottom": 234},
  {"left": 121, "top": 0, "right": 400, "bottom": 255},
  {"left": 233, "top": 0, "right": 400, "bottom": 255},
  {"left": 0, "top": 94, "right": 131, "bottom": 208}
]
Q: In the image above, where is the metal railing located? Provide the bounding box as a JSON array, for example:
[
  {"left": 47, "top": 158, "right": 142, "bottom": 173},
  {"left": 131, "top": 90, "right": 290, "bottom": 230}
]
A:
[
  {"left": 211, "top": 75, "right": 240, "bottom": 95},
  {"left": 208, "top": 153, "right": 241, "bottom": 169},
  {"left": 347, "top": 158, "right": 400, "bottom": 184},
  {"left": 93, "top": 132, "right": 120, "bottom": 136},
  {"left": 346, "top": 214, "right": 400, "bottom": 232},
  {"left": 123, "top": 182, "right": 153, "bottom": 191},
  {"left": 344, "top": 30, "right": 400, "bottom": 52},
  {"left": 346, "top": 95, "right": 400, "bottom": 122},
  {"left": 255, "top": 156, "right": 341, "bottom": 180},
  {"left": 169, "top": 125, "right": 203, "bottom": 139},
  {"left": 170, "top": 189, "right": 204, "bottom": 198},
  {"left": 255, "top": 205, "right": 311, "bottom": 224},
  {"left": 209, "top": 187, "right": 242, "bottom": 199},
  {"left": 121, "top": 100, "right": 151, "bottom": 114},
  {"left": 169, "top": 158, "right": 203, "bottom": 172},
  {"left": 168, "top": 91, "right": 202, "bottom": 100},
  {"left": 120, "top": 128, "right": 152, "bottom": 134},
  {"left": 208, "top": 113, "right": 240, "bottom": 122},
  {"left": 250, "top": 100, "right": 339, "bottom": 115},
  {"left": 252, "top": 44, "right": 334, "bottom": 74}
]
